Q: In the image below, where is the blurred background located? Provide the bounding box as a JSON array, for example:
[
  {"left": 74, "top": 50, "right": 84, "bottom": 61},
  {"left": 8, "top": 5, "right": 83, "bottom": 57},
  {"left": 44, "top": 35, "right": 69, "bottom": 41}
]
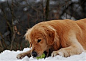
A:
[{"left": 0, "top": 0, "right": 86, "bottom": 52}]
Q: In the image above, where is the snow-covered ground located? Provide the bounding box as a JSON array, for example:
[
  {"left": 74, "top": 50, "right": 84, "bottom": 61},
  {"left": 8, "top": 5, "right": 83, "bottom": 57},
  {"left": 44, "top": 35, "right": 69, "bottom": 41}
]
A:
[{"left": 0, "top": 48, "right": 86, "bottom": 61}]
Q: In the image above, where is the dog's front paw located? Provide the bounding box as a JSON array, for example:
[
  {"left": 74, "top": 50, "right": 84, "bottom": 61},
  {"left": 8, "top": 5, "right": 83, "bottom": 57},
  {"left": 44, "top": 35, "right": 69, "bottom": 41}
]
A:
[
  {"left": 51, "top": 51, "right": 64, "bottom": 57},
  {"left": 51, "top": 51, "right": 59, "bottom": 57},
  {"left": 16, "top": 53, "right": 26, "bottom": 59}
]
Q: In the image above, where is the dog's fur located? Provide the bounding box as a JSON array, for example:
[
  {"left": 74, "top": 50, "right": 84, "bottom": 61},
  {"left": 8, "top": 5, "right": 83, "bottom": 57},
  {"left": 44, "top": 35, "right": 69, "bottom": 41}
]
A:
[{"left": 17, "top": 18, "right": 86, "bottom": 59}]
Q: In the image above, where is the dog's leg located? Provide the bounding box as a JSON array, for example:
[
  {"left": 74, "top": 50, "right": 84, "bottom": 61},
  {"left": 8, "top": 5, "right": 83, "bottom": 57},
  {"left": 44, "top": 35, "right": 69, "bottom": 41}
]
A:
[
  {"left": 51, "top": 45, "right": 85, "bottom": 57},
  {"left": 17, "top": 50, "right": 31, "bottom": 59},
  {"left": 51, "top": 34, "right": 85, "bottom": 57}
]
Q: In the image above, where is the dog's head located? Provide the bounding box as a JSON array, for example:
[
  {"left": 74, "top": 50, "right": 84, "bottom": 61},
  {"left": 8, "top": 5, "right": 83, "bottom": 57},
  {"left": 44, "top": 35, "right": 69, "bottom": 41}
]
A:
[{"left": 25, "top": 23, "right": 59, "bottom": 57}]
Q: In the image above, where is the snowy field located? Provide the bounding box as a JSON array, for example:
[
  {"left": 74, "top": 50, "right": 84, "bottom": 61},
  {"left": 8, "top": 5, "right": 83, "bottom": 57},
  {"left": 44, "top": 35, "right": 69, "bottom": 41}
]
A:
[{"left": 0, "top": 48, "right": 86, "bottom": 61}]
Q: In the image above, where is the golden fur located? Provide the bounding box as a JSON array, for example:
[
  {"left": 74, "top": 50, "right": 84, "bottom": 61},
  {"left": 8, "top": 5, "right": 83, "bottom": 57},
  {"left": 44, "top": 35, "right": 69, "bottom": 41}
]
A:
[{"left": 17, "top": 18, "right": 86, "bottom": 59}]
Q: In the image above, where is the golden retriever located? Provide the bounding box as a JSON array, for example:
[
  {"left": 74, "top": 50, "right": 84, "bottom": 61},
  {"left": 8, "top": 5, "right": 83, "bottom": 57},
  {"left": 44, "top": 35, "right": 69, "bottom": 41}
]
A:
[{"left": 17, "top": 18, "right": 86, "bottom": 59}]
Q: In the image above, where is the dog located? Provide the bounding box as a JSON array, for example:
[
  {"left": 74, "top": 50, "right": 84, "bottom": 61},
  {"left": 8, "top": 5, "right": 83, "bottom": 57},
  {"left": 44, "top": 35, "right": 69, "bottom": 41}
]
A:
[{"left": 17, "top": 18, "right": 86, "bottom": 59}]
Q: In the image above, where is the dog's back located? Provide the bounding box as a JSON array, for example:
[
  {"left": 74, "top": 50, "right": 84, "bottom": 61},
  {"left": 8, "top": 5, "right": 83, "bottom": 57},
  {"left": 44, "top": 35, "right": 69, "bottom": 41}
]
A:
[{"left": 75, "top": 18, "right": 86, "bottom": 50}]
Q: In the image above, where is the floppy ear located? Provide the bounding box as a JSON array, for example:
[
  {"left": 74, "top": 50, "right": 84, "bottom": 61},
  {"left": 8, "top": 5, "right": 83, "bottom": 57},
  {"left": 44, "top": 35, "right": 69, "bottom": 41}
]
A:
[
  {"left": 47, "top": 30, "right": 55, "bottom": 45},
  {"left": 24, "top": 28, "right": 32, "bottom": 47},
  {"left": 45, "top": 26, "right": 55, "bottom": 45}
]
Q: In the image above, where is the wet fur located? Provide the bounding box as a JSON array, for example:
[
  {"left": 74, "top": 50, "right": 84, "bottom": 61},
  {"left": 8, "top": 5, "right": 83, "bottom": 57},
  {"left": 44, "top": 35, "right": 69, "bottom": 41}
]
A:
[{"left": 17, "top": 18, "right": 86, "bottom": 59}]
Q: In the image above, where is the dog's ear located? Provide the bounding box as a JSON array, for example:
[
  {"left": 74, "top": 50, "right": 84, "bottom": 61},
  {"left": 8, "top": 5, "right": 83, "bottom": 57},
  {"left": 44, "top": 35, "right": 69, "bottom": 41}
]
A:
[
  {"left": 45, "top": 26, "right": 55, "bottom": 45},
  {"left": 24, "top": 28, "right": 32, "bottom": 42},
  {"left": 47, "top": 30, "right": 55, "bottom": 45},
  {"left": 25, "top": 28, "right": 32, "bottom": 47}
]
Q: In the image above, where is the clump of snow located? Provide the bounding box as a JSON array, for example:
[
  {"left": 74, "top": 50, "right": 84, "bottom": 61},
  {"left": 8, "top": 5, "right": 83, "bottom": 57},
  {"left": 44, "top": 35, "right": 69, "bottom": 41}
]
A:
[{"left": 0, "top": 48, "right": 86, "bottom": 61}]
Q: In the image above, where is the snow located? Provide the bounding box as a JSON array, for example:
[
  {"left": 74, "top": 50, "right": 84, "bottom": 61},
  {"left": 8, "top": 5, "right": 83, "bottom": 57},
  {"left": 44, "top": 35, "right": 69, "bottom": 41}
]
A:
[{"left": 0, "top": 48, "right": 86, "bottom": 61}]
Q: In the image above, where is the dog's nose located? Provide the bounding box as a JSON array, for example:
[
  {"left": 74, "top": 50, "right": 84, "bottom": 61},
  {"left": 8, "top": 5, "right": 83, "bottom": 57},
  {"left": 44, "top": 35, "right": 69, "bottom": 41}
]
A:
[{"left": 32, "top": 51, "right": 37, "bottom": 57}]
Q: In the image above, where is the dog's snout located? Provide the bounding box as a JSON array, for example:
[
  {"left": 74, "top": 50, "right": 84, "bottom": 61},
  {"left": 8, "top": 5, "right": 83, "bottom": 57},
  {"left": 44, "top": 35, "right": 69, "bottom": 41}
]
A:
[{"left": 32, "top": 51, "right": 37, "bottom": 57}]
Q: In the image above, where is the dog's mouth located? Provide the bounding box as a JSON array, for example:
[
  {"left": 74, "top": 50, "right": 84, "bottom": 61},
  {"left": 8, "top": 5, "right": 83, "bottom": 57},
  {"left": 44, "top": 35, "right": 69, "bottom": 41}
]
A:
[
  {"left": 43, "top": 49, "right": 52, "bottom": 57},
  {"left": 43, "top": 51, "right": 48, "bottom": 58},
  {"left": 32, "top": 49, "right": 52, "bottom": 58}
]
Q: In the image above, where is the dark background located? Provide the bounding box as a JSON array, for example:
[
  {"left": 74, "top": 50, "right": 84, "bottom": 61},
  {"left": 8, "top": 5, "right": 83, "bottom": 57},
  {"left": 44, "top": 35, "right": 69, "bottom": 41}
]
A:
[{"left": 0, "top": 0, "right": 86, "bottom": 52}]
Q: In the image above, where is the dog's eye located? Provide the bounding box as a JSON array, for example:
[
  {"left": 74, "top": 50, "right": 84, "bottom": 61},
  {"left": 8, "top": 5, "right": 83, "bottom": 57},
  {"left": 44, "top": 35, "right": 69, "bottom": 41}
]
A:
[{"left": 37, "top": 39, "right": 41, "bottom": 43}]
